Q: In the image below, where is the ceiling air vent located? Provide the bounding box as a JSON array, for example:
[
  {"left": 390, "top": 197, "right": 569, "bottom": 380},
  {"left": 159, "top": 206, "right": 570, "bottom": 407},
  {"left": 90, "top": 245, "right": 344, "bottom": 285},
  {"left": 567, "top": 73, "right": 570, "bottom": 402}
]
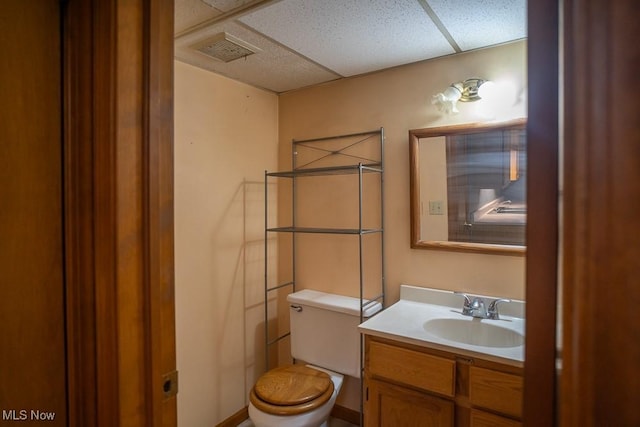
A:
[{"left": 191, "top": 32, "right": 260, "bottom": 63}]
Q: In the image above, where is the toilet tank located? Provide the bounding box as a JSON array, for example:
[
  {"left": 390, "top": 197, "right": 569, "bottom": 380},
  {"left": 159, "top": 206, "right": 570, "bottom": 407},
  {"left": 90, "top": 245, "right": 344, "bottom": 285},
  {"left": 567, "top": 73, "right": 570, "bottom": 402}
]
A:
[{"left": 286, "top": 289, "right": 382, "bottom": 378}]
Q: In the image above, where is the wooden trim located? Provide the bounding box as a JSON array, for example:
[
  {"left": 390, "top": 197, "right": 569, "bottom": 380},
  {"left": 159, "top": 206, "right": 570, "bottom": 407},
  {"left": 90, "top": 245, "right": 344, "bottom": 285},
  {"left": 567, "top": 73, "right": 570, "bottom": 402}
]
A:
[
  {"left": 64, "top": 0, "right": 128, "bottom": 424},
  {"left": 215, "top": 407, "right": 249, "bottom": 427},
  {"left": 523, "top": 0, "right": 559, "bottom": 425},
  {"left": 412, "top": 240, "right": 525, "bottom": 256},
  {"left": 409, "top": 129, "right": 421, "bottom": 247},
  {"left": 408, "top": 119, "right": 528, "bottom": 139},
  {"left": 561, "top": 0, "right": 640, "bottom": 426},
  {"left": 63, "top": 0, "right": 176, "bottom": 425},
  {"left": 408, "top": 119, "right": 527, "bottom": 256},
  {"left": 331, "top": 404, "right": 361, "bottom": 425},
  {"left": 63, "top": 0, "right": 101, "bottom": 425},
  {"left": 114, "top": 1, "right": 149, "bottom": 423},
  {"left": 144, "top": 0, "right": 177, "bottom": 425}
]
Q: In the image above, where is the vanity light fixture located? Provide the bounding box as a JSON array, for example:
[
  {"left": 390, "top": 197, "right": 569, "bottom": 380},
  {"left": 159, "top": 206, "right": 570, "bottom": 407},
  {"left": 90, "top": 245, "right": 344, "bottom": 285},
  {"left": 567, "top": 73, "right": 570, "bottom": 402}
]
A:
[{"left": 432, "top": 78, "right": 490, "bottom": 114}]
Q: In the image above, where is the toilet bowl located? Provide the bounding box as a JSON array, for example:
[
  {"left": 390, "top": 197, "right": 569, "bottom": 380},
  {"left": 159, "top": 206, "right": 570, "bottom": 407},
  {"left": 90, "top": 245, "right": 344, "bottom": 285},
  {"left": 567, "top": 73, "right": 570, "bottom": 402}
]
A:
[
  {"left": 248, "top": 290, "right": 381, "bottom": 427},
  {"left": 248, "top": 365, "right": 344, "bottom": 427}
]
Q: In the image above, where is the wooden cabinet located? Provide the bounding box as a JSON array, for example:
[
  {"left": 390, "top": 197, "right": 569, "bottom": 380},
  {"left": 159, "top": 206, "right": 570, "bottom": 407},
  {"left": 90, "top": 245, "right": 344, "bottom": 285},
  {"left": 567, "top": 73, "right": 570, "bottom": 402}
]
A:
[
  {"left": 364, "top": 336, "right": 523, "bottom": 427},
  {"left": 367, "top": 378, "right": 454, "bottom": 426},
  {"left": 469, "top": 367, "right": 523, "bottom": 419},
  {"left": 469, "top": 409, "right": 521, "bottom": 427},
  {"left": 368, "top": 340, "right": 456, "bottom": 397}
]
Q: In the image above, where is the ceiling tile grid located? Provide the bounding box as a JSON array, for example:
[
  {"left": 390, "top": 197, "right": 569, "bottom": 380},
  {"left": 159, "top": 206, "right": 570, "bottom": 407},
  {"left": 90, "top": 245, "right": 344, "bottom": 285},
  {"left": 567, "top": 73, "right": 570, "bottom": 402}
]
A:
[
  {"left": 427, "top": 0, "right": 526, "bottom": 51},
  {"left": 239, "top": 0, "right": 456, "bottom": 77},
  {"left": 175, "top": 19, "right": 340, "bottom": 93},
  {"left": 175, "top": 0, "right": 224, "bottom": 34},
  {"left": 175, "top": 0, "right": 527, "bottom": 93}
]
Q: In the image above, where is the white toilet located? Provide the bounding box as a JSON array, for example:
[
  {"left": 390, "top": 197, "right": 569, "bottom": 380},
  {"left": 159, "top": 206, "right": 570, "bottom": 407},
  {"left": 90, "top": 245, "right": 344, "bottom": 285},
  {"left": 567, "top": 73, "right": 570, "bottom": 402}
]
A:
[{"left": 248, "top": 289, "right": 382, "bottom": 427}]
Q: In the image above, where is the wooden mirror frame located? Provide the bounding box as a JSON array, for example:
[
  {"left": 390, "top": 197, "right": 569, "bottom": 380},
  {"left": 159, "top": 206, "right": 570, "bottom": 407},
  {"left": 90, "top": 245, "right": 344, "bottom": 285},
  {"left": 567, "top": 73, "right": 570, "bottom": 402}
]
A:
[{"left": 409, "top": 118, "right": 527, "bottom": 256}]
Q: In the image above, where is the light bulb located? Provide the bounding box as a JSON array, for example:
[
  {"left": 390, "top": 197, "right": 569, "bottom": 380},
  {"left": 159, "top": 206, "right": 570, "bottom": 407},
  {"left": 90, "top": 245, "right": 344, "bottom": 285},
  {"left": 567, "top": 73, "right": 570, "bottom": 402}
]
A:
[
  {"left": 478, "top": 80, "right": 496, "bottom": 100},
  {"left": 443, "top": 85, "right": 462, "bottom": 102}
]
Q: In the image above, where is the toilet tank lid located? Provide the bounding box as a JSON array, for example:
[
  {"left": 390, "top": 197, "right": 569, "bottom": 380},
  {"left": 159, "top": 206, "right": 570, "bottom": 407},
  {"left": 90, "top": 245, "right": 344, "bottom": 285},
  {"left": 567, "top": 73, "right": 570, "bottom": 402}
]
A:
[{"left": 287, "top": 289, "right": 382, "bottom": 318}]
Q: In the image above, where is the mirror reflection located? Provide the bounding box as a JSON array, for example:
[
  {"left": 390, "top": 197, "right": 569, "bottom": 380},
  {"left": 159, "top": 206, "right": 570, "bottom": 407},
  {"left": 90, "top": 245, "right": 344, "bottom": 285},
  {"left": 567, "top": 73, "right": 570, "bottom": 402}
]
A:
[{"left": 409, "top": 119, "right": 526, "bottom": 255}]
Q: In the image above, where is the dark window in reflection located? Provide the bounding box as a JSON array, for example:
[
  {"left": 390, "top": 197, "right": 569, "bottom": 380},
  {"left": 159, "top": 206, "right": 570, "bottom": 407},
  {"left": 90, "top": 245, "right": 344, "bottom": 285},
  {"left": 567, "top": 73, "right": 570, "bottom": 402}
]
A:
[{"left": 446, "top": 128, "right": 526, "bottom": 245}]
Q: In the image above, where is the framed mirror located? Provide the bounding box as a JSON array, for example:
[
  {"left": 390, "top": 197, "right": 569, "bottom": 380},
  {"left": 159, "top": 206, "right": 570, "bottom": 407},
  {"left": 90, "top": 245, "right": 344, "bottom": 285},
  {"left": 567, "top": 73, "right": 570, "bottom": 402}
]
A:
[{"left": 409, "top": 119, "right": 526, "bottom": 256}]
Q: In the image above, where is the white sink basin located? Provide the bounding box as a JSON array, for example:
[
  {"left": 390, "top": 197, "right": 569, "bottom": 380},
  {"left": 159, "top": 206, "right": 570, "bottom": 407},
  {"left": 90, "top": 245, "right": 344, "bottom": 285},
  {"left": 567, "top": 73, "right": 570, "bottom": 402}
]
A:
[
  {"left": 358, "top": 286, "right": 526, "bottom": 365},
  {"left": 423, "top": 318, "right": 524, "bottom": 348}
]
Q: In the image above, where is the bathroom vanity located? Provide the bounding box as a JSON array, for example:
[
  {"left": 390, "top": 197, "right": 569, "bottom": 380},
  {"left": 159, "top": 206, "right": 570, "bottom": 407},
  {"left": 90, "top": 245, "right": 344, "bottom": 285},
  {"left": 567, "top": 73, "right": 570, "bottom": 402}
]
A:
[{"left": 359, "top": 285, "right": 524, "bottom": 427}]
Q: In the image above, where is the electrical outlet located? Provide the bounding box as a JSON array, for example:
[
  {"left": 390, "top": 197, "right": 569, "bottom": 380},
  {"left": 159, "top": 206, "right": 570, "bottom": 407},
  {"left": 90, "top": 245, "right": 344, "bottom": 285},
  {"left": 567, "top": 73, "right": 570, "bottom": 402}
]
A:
[{"left": 429, "top": 200, "right": 444, "bottom": 215}]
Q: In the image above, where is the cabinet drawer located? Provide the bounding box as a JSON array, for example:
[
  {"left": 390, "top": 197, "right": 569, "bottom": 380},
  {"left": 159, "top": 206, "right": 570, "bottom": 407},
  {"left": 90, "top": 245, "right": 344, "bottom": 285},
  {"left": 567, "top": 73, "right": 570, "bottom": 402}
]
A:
[
  {"left": 368, "top": 340, "right": 455, "bottom": 397},
  {"left": 470, "top": 409, "right": 522, "bottom": 427},
  {"left": 469, "top": 366, "right": 523, "bottom": 418}
]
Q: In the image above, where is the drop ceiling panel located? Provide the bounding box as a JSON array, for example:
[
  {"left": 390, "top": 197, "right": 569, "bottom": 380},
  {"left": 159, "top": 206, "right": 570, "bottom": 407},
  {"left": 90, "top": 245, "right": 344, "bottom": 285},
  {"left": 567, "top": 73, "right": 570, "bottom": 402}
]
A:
[
  {"left": 428, "top": 0, "right": 526, "bottom": 51},
  {"left": 175, "top": 20, "right": 340, "bottom": 93},
  {"left": 238, "top": 0, "right": 456, "bottom": 77},
  {"left": 174, "top": 0, "right": 527, "bottom": 93},
  {"left": 175, "top": 0, "right": 223, "bottom": 34}
]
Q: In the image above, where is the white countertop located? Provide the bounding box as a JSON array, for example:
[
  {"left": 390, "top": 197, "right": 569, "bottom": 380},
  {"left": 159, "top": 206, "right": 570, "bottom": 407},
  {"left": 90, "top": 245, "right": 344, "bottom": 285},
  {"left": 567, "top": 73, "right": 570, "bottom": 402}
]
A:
[{"left": 359, "top": 285, "right": 525, "bottom": 367}]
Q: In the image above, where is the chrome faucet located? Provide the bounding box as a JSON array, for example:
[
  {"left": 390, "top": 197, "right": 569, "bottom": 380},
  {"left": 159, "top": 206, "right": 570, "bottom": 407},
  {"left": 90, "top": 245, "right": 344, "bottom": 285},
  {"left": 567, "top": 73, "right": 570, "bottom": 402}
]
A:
[
  {"left": 455, "top": 292, "right": 511, "bottom": 320},
  {"left": 487, "top": 298, "right": 511, "bottom": 320}
]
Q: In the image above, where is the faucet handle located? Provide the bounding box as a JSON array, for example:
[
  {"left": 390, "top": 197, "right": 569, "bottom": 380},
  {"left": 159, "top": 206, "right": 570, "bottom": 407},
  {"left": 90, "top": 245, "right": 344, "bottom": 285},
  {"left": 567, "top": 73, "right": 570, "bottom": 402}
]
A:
[
  {"left": 454, "top": 291, "right": 471, "bottom": 306},
  {"left": 487, "top": 298, "right": 511, "bottom": 319},
  {"left": 454, "top": 292, "right": 473, "bottom": 315}
]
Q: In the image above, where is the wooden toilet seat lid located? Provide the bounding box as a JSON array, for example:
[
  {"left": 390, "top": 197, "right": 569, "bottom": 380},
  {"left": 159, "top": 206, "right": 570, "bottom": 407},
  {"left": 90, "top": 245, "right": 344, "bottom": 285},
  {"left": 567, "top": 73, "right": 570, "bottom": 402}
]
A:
[{"left": 250, "top": 365, "right": 334, "bottom": 415}]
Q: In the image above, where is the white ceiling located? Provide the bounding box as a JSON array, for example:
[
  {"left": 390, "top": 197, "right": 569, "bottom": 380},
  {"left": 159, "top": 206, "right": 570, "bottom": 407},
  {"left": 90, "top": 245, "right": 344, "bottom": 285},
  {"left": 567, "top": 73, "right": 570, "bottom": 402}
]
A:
[{"left": 175, "top": 0, "right": 526, "bottom": 93}]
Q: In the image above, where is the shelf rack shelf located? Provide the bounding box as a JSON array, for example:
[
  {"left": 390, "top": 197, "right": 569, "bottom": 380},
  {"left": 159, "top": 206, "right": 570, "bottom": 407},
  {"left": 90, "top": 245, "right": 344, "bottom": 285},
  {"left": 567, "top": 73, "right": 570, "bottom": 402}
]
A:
[
  {"left": 266, "top": 226, "right": 383, "bottom": 235},
  {"left": 263, "top": 128, "right": 385, "bottom": 423},
  {"left": 266, "top": 163, "right": 383, "bottom": 178}
]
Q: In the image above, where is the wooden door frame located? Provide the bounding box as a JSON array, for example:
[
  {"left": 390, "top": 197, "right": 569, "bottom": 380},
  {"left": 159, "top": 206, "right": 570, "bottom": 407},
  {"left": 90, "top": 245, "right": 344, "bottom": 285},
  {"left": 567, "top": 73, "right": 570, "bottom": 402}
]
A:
[
  {"left": 526, "top": 0, "right": 640, "bottom": 426},
  {"left": 63, "top": 1, "right": 176, "bottom": 425},
  {"left": 561, "top": 0, "right": 640, "bottom": 425},
  {"left": 524, "top": 0, "right": 559, "bottom": 424}
]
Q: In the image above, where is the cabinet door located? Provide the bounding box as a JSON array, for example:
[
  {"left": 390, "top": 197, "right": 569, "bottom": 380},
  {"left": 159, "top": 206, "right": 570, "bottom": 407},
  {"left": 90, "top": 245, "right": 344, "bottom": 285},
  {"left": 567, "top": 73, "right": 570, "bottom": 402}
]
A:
[{"left": 366, "top": 379, "right": 454, "bottom": 427}]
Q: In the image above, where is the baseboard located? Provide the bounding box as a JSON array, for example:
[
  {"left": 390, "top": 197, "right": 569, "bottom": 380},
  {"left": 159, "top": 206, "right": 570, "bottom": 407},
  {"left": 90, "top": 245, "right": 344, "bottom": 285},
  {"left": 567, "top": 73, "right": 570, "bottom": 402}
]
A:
[
  {"left": 331, "top": 404, "right": 361, "bottom": 425},
  {"left": 216, "top": 406, "right": 248, "bottom": 427}
]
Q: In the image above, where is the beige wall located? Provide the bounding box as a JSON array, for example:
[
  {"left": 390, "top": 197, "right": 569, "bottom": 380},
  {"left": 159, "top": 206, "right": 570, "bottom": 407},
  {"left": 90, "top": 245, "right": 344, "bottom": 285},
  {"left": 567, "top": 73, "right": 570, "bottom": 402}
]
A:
[
  {"left": 279, "top": 41, "right": 527, "bottom": 306},
  {"left": 174, "top": 40, "right": 527, "bottom": 424},
  {"left": 174, "top": 61, "right": 279, "bottom": 425},
  {"left": 277, "top": 41, "right": 527, "bottom": 411}
]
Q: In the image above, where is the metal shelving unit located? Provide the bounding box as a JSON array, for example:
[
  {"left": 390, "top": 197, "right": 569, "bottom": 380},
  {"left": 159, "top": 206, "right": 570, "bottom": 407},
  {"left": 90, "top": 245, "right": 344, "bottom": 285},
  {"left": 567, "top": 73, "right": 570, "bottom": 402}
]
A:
[{"left": 263, "top": 128, "right": 385, "bottom": 423}]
